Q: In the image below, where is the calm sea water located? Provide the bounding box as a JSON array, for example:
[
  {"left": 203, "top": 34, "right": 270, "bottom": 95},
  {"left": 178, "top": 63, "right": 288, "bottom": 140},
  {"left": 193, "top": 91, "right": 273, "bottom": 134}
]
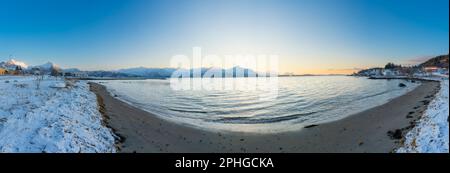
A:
[{"left": 98, "top": 76, "right": 419, "bottom": 133}]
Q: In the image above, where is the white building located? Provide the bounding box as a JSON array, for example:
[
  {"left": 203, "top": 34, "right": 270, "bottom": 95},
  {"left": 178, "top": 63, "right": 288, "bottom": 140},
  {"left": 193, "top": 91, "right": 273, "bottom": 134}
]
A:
[{"left": 382, "top": 69, "right": 400, "bottom": 76}]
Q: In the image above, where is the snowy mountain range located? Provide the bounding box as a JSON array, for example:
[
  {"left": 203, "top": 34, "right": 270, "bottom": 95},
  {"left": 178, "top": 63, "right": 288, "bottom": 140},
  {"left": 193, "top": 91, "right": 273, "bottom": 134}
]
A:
[
  {"left": 117, "top": 67, "right": 176, "bottom": 77},
  {"left": 0, "top": 59, "right": 29, "bottom": 70},
  {"left": 1, "top": 58, "right": 268, "bottom": 78},
  {"left": 0, "top": 59, "right": 59, "bottom": 70},
  {"left": 0, "top": 59, "right": 64, "bottom": 75},
  {"left": 116, "top": 66, "right": 263, "bottom": 78}
]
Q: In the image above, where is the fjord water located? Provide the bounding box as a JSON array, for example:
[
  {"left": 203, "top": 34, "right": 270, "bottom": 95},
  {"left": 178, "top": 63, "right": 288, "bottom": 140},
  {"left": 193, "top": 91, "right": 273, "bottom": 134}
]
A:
[{"left": 100, "top": 76, "right": 419, "bottom": 133}]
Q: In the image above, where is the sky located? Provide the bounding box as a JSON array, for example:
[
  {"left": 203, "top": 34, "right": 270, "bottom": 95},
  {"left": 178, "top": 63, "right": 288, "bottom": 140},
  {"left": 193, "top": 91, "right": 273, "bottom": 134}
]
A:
[{"left": 0, "top": 0, "right": 448, "bottom": 74}]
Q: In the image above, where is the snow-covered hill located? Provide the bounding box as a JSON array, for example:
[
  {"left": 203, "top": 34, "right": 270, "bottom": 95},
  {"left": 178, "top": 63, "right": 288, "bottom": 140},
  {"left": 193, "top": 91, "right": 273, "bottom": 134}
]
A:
[
  {"left": 0, "top": 59, "right": 28, "bottom": 70},
  {"left": 0, "top": 76, "right": 116, "bottom": 152}
]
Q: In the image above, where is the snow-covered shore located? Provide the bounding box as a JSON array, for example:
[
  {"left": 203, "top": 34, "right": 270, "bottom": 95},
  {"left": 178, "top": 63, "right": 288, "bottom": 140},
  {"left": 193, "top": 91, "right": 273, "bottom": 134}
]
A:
[
  {"left": 0, "top": 76, "right": 116, "bottom": 153},
  {"left": 397, "top": 78, "right": 449, "bottom": 153}
]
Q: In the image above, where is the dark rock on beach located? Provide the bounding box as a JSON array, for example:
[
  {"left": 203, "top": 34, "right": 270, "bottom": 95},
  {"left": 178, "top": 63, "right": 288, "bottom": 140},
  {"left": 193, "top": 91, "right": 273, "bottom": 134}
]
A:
[
  {"left": 304, "top": 124, "right": 318, "bottom": 128},
  {"left": 398, "top": 83, "right": 406, "bottom": 87},
  {"left": 421, "top": 100, "right": 430, "bottom": 105},
  {"left": 387, "top": 129, "right": 402, "bottom": 140}
]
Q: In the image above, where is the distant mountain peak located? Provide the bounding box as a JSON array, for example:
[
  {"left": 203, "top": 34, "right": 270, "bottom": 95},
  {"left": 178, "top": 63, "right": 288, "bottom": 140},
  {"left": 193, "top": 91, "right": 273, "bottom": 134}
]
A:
[
  {"left": 4, "top": 59, "right": 29, "bottom": 69},
  {"left": 35, "top": 61, "right": 59, "bottom": 69}
]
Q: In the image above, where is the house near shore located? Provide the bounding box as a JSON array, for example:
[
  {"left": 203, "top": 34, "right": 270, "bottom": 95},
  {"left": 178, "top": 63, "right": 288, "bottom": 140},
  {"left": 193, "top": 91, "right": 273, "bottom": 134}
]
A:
[
  {"left": 366, "top": 68, "right": 383, "bottom": 76},
  {"left": 382, "top": 68, "right": 400, "bottom": 76},
  {"left": 381, "top": 62, "right": 410, "bottom": 77},
  {"left": 423, "top": 66, "right": 449, "bottom": 76},
  {"left": 424, "top": 66, "right": 439, "bottom": 73},
  {"left": 0, "top": 68, "right": 6, "bottom": 75},
  {"left": 0, "top": 67, "right": 24, "bottom": 75}
]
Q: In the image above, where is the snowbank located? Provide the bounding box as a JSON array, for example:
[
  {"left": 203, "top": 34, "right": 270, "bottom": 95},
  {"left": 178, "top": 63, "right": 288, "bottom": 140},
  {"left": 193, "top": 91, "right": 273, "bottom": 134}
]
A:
[
  {"left": 397, "top": 78, "right": 449, "bottom": 153},
  {"left": 0, "top": 76, "right": 116, "bottom": 153}
]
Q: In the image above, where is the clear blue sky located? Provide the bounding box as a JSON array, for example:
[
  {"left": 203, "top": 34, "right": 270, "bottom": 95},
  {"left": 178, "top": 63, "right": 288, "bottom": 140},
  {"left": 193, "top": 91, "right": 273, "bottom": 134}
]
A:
[{"left": 0, "top": 0, "right": 448, "bottom": 74}]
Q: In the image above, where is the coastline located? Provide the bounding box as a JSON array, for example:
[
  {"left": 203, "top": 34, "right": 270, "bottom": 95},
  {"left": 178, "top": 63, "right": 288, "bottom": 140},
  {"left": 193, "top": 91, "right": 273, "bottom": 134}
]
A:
[{"left": 89, "top": 81, "right": 440, "bottom": 153}]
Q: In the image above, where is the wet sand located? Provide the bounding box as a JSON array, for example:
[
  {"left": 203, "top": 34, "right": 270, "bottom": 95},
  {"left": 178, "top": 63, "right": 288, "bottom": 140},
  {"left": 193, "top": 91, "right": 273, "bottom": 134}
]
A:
[{"left": 89, "top": 81, "right": 440, "bottom": 153}]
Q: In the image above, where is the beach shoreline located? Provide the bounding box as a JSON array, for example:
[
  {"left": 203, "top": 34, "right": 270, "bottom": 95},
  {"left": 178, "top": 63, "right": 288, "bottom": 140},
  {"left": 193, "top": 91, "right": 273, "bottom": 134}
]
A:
[{"left": 89, "top": 80, "right": 440, "bottom": 153}]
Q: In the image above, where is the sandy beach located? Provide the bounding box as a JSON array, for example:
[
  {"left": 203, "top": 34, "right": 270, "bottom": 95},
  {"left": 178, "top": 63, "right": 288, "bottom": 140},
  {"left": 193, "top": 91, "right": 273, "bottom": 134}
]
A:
[{"left": 89, "top": 81, "right": 440, "bottom": 153}]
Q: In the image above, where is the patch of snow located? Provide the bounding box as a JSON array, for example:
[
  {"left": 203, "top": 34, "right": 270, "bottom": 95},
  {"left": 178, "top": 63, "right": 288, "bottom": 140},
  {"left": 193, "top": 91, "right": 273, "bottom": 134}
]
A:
[
  {"left": 397, "top": 77, "right": 449, "bottom": 153},
  {"left": 0, "top": 76, "right": 116, "bottom": 153},
  {"left": 50, "top": 82, "right": 66, "bottom": 88}
]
